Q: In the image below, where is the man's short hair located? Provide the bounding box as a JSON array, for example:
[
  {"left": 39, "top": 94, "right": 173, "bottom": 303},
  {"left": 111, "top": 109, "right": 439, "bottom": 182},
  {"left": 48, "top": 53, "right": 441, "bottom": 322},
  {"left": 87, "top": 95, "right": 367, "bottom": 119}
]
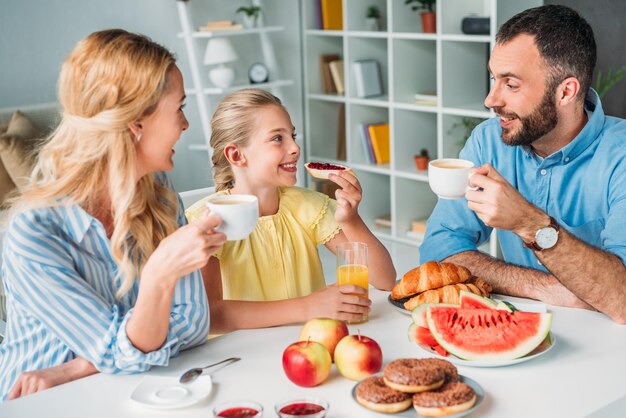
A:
[{"left": 496, "top": 5, "right": 597, "bottom": 101}]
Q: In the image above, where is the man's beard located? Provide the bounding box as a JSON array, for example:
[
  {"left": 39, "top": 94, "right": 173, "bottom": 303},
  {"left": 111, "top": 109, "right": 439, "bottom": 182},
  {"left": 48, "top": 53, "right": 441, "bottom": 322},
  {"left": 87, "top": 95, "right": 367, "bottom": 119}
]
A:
[{"left": 494, "top": 87, "right": 559, "bottom": 147}]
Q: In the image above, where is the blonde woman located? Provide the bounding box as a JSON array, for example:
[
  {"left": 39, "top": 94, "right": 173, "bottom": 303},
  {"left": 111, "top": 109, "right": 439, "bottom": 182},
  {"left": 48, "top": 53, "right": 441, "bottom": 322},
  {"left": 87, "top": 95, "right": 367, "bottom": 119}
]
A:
[
  {"left": 0, "top": 29, "right": 226, "bottom": 401},
  {"left": 186, "top": 89, "right": 396, "bottom": 333}
]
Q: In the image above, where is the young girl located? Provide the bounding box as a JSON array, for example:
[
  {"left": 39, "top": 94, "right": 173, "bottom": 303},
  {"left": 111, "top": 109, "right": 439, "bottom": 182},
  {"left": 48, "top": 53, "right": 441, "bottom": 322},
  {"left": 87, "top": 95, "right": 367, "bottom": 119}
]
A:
[
  {"left": 186, "top": 89, "right": 396, "bottom": 333},
  {"left": 0, "top": 30, "right": 225, "bottom": 401}
]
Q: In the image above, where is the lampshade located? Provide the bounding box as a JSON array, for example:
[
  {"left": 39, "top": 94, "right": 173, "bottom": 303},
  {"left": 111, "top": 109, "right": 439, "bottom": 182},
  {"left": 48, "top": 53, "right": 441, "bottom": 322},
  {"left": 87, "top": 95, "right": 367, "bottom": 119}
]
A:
[{"left": 203, "top": 38, "right": 238, "bottom": 66}]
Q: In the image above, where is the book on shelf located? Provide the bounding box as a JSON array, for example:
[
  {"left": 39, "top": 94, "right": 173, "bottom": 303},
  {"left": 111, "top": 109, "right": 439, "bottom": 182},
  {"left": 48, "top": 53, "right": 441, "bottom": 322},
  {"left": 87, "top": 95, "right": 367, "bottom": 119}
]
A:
[
  {"left": 199, "top": 21, "right": 243, "bottom": 31},
  {"left": 358, "top": 123, "right": 376, "bottom": 164},
  {"left": 336, "top": 103, "right": 346, "bottom": 160},
  {"left": 411, "top": 219, "right": 427, "bottom": 234},
  {"left": 321, "top": 0, "right": 343, "bottom": 30},
  {"left": 328, "top": 59, "right": 345, "bottom": 95},
  {"left": 320, "top": 54, "right": 340, "bottom": 94},
  {"left": 352, "top": 59, "right": 383, "bottom": 98},
  {"left": 374, "top": 214, "right": 392, "bottom": 229},
  {"left": 368, "top": 123, "right": 390, "bottom": 164},
  {"left": 413, "top": 92, "right": 437, "bottom": 106},
  {"left": 313, "top": 0, "right": 323, "bottom": 30}
]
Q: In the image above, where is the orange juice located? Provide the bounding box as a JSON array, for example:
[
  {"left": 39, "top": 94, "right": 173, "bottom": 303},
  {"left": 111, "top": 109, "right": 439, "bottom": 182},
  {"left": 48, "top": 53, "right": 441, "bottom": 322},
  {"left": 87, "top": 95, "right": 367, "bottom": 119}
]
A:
[
  {"left": 336, "top": 264, "right": 369, "bottom": 296},
  {"left": 337, "top": 264, "right": 369, "bottom": 324}
]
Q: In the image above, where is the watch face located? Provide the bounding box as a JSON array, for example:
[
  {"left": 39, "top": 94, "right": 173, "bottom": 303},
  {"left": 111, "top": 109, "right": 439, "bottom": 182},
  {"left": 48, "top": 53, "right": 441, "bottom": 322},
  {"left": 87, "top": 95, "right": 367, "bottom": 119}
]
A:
[
  {"left": 248, "top": 63, "right": 269, "bottom": 83},
  {"left": 536, "top": 227, "right": 558, "bottom": 250}
]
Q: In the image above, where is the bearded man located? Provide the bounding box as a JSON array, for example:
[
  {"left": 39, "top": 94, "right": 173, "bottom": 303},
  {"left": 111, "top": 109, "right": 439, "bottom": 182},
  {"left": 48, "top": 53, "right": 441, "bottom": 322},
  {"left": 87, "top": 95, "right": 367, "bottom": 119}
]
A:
[{"left": 420, "top": 5, "right": 626, "bottom": 323}]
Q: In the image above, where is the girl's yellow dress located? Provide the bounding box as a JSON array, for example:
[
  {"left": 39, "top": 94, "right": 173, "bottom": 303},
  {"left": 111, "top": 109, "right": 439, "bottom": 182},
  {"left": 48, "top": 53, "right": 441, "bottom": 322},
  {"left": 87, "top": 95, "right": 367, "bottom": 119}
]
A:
[{"left": 185, "top": 187, "right": 340, "bottom": 301}]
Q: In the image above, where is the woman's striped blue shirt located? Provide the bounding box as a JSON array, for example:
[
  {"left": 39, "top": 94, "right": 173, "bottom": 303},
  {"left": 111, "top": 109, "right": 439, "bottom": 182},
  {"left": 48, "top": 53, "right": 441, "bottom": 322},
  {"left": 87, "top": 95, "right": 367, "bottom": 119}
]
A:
[{"left": 0, "top": 181, "right": 209, "bottom": 401}]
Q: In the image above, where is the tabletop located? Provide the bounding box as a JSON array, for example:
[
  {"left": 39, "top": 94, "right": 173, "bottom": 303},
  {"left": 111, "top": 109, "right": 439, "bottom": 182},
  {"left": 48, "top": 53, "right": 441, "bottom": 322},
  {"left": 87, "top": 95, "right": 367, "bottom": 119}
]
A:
[{"left": 1, "top": 289, "right": 625, "bottom": 418}]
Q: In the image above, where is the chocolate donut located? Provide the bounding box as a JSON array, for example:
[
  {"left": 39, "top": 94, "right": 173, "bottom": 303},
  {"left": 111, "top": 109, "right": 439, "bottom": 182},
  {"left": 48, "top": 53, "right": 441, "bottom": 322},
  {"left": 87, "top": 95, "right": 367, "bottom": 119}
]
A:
[
  {"left": 420, "top": 358, "right": 461, "bottom": 382},
  {"left": 383, "top": 359, "right": 445, "bottom": 393},
  {"left": 355, "top": 376, "right": 412, "bottom": 413},
  {"left": 412, "top": 381, "right": 477, "bottom": 417}
]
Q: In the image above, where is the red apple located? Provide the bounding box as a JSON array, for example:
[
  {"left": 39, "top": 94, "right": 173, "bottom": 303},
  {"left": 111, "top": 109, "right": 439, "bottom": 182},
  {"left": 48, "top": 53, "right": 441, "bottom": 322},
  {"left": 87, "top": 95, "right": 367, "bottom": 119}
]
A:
[
  {"left": 334, "top": 333, "right": 383, "bottom": 381},
  {"left": 282, "top": 340, "right": 331, "bottom": 387},
  {"left": 299, "top": 318, "right": 349, "bottom": 361}
]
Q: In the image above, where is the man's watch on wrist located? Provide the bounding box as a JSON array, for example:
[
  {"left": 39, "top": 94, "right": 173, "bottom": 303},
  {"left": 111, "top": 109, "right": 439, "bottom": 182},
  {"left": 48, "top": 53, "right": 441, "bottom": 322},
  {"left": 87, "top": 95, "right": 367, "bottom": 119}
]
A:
[{"left": 523, "top": 216, "right": 560, "bottom": 251}]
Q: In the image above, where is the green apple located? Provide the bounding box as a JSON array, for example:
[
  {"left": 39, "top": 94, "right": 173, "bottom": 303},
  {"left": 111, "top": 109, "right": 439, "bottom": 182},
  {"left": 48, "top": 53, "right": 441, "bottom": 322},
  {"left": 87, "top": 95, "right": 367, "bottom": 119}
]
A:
[
  {"left": 334, "top": 333, "right": 383, "bottom": 381},
  {"left": 299, "top": 318, "right": 349, "bottom": 361},
  {"left": 282, "top": 340, "right": 331, "bottom": 387}
]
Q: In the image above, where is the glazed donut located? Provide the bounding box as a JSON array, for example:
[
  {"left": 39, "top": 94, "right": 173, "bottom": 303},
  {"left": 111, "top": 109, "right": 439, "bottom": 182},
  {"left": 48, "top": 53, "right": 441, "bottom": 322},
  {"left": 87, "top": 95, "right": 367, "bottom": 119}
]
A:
[
  {"left": 305, "top": 162, "right": 354, "bottom": 179},
  {"left": 412, "top": 381, "right": 477, "bottom": 417},
  {"left": 420, "top": 358, "right": 461, "bottom": 382},
  {"left": 355, "top": 376, "right": 412, "bottom": 413},
  {"left": 383, "top": 359, "right": 445, "bottom": 393}
]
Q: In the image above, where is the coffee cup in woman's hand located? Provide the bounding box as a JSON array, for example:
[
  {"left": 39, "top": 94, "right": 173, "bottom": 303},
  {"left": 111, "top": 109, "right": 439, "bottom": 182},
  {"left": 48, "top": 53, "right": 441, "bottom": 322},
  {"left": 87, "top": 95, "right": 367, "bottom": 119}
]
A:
[{"left": 206, "top": 194, "right": 259, "bottom": 241}]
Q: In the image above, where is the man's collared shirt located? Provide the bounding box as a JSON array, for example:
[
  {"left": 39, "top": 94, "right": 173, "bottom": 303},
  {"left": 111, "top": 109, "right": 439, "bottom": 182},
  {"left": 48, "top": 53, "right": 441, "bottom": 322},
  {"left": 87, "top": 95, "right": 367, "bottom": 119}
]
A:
[{"left": 420, "top": 91, "right": 626, "bottom": 269}]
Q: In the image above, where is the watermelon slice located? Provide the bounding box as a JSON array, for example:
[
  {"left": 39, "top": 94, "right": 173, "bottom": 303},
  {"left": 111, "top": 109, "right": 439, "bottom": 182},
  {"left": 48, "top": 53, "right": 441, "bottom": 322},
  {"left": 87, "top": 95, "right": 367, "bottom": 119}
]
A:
[
  {"left": 459, "top": 290, "right": 498, "bottom": 309},
  {"left": 407, "top": 323, "right": 449, "bottom": 356},
  {"left": 427, "top": 306, "right": 552, "bottom": 361},
  {"left": 496, "top": 300, "right": 518, "bottom": 312},
  {"left": 411, "top": 303, "right": 457, "bottom": 327}
]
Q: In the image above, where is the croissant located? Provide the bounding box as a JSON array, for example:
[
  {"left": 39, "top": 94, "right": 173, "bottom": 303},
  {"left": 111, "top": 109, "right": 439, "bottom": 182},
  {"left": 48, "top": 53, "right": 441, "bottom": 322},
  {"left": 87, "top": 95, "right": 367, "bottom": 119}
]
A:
[
  {"left": 403, "top": 277, "right": 493, "bottom": 311},
  {"left": 391, "top": 261, "right": 472, "bottom": 300}
]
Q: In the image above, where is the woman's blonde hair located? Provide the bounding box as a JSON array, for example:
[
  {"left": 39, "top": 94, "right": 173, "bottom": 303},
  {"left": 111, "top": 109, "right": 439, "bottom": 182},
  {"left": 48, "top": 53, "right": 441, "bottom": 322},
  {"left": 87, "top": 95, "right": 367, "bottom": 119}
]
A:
[
  {"left": 10, "top": 29, "right": 179, "bottom": 297},
  {"left": 210, "top": 88, "right": 284, "bottom": 191}
]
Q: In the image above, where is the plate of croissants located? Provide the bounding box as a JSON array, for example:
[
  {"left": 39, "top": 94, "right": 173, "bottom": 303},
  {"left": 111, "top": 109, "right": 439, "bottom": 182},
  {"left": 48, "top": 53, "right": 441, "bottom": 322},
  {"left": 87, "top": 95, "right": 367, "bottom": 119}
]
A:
[{"left": 388, "top": 261, "right": 492, "bottom": 315}]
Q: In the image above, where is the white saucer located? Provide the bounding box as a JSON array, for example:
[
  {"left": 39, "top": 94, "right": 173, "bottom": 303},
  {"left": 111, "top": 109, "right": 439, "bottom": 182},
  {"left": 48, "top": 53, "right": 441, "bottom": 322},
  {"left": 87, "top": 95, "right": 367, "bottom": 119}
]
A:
[{"left": 130, "top": 374, "right": 213, "bottom": 410}]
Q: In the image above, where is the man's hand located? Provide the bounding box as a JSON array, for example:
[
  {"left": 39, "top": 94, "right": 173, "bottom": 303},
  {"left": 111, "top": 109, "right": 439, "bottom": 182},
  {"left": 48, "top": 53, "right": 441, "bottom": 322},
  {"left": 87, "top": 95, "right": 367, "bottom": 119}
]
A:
[{"left": 465, "top": 164, "right": 549, "bottom": 241}]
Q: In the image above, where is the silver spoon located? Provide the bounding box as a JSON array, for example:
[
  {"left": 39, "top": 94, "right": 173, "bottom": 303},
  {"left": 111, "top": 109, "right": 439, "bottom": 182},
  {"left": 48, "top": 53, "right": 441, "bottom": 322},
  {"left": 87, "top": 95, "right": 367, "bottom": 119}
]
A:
[{"left": 179, "top": 357, "right": 241, "bottom": 384}]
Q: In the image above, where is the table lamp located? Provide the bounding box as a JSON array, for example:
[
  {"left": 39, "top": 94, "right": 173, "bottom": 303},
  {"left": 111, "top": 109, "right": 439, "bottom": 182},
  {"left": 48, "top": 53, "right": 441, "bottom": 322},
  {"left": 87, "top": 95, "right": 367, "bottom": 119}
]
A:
[{"left": 203, "top": 38, "right": 238, "bottom": 88}]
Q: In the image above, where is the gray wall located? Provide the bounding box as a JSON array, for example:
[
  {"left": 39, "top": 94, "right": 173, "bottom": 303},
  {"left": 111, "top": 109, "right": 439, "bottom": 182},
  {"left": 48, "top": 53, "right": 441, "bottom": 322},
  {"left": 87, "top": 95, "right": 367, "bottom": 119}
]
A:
[
  {"left": 544, "top": 0, "right": 626, "bottom": 118},
  {"left": 0, "top": 0, "right": 303, "bottom": 191}
]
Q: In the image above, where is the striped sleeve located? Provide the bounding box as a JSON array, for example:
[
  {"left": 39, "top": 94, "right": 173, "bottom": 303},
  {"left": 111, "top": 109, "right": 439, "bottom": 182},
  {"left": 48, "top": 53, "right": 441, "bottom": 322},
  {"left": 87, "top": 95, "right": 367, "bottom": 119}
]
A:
[{"left": 3, "top": 209, "right": 208, "bottom": 373}]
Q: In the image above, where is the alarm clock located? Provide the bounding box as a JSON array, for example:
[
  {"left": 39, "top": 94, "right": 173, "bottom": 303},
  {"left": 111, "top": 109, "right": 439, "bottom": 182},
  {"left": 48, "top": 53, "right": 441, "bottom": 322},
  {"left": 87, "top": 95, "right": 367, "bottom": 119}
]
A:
[{"left": 248, "top": 62, "right": 269, "bottom": 84}]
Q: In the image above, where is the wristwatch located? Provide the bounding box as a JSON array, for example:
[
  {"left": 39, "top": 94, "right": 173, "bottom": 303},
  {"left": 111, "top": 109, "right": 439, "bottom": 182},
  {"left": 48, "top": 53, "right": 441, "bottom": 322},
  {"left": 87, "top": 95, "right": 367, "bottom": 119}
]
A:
[{"left": 523, "top": 216, "right": 560, "bottom": 251}]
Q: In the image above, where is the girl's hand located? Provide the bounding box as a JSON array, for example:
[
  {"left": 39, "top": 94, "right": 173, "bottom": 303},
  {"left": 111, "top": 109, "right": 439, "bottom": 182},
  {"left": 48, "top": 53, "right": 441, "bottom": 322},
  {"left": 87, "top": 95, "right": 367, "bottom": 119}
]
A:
[
  {"left": 304, "top": 284, "right": 370, "bottom": 323},
  {"left": 142, "top": 210, "right": 227, "bottom": 285},
  {"left": 329, "top": 172, "right": 362, "bottom": 225}
]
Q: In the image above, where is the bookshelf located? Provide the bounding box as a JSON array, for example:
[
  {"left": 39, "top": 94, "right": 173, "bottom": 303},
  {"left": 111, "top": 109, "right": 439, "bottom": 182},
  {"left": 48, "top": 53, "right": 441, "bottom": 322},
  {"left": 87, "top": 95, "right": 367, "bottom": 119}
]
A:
[{"left": 301, "top": 0, "right": 541, "bottom": 257}]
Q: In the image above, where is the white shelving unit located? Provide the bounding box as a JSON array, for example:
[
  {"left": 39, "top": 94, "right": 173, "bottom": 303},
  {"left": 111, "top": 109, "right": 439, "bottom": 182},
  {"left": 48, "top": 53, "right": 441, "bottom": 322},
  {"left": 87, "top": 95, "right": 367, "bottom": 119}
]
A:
[
  {"left": 176, "top": 0, "right": 294, "bottom": 156},
  {"left": 301, "top": 0, "right": 541, "bottom": 258}
]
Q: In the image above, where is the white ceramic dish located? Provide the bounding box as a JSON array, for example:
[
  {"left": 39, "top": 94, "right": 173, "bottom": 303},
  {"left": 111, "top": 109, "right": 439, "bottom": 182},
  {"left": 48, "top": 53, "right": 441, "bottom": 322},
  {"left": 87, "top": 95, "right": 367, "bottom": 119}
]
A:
[
  {"left": 351, "top": 374, "right": 484, "bottom": 417},
  {"left": 130, "top": 374, "right": 213, "bottom": 410},
  {"left": 415, "top": 333, "right": 556, "bottom": 368}
]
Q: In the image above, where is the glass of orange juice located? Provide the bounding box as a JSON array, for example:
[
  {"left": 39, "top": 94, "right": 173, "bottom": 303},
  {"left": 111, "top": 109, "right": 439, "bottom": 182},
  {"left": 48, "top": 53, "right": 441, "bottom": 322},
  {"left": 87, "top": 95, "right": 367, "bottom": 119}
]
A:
[{"left": 336, "top": 242, "right": 369, "bottom": 324}]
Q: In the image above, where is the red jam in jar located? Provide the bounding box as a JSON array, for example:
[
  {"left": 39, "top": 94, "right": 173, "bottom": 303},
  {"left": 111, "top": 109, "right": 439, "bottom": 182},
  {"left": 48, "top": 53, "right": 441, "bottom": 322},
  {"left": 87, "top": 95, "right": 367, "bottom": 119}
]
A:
[
  {"left": 217, "top": 407, "right": 260, "bottom": 418},
  {"left": 279, "top": 402, "right": 325, "bottom": 415}
]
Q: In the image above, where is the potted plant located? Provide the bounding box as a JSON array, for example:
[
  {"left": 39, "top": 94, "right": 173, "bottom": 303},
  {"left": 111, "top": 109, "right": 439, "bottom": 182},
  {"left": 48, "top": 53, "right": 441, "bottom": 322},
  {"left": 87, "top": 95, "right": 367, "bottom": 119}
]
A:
[
  {"left": 414, "top": 148, "right": 430, "bottom": 171},
  {"left": 595, "top": 66, "right": 625, "bottom": 98},
  {"left": 236, "top": 3, "right": 262, "bottom": 28},
  {"left": 366, "top": 6, "right": 381, "bottom": 31},
  {"left": 404, "top": 0, "right": 436, "bottom": 33}
]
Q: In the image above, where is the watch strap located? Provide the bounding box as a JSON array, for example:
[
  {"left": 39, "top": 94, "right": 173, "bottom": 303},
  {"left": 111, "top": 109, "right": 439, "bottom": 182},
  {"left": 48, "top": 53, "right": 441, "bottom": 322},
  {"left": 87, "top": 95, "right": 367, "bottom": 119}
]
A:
[{"left": 523, "top": 216, "right": 560, "bottom": 251}]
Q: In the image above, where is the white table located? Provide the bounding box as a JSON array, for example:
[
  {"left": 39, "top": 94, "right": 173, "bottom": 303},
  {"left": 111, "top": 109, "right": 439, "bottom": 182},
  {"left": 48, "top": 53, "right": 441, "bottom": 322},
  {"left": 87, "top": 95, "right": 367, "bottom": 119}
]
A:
[{"left": 2, "top": 289, "right": 625, "bottom": 418}]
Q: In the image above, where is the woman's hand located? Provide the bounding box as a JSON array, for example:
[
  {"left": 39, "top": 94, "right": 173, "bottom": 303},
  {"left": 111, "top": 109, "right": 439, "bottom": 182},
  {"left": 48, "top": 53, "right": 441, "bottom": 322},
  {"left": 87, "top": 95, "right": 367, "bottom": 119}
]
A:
[
  {"left": 142, "top": 210, "right": 226, "bottom": 285},
  {"left": 303, "top": 284, "right": 370, "bottom": 323},
  {"left": 7, "top": 358, "right": 97, "bottom": 400},
  {"left": 329, "top": 172, "right": 362, "bottom": 225}
]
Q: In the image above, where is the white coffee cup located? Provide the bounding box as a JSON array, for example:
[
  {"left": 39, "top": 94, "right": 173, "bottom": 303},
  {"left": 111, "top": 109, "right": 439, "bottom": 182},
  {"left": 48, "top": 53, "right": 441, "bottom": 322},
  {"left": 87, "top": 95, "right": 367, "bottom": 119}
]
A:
[
  {"left": 205, "top": 194, "right": 259, "bottom": 241},
  {"left": 428, "top": 158, "right": 475, "bottom": 199}
]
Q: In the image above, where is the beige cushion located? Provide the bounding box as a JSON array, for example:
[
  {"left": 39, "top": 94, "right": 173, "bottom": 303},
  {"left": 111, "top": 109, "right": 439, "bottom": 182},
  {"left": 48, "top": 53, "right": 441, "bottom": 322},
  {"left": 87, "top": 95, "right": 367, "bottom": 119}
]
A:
[
  {"left": 0, "top": 111, "right": 43, "bottom": 195},
  {"left": 0, "top": 124, "right": 17, "bottom": 208}
]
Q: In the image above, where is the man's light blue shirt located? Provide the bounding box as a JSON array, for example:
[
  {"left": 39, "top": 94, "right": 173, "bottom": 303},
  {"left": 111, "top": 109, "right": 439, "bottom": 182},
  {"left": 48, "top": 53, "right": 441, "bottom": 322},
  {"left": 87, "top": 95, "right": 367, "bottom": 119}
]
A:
[{"left": 420, "top": 91, "right": 626, "bottom": 269}]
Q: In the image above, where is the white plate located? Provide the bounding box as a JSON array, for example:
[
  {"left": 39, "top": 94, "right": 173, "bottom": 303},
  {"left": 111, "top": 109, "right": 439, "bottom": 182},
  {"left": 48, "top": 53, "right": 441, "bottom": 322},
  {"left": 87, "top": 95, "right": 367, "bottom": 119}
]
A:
[
  {"left": 130, "top": 374, "right": 213, "bottom": 410},
  {"left": 351, "top": 374, "right": 484, "bottom": 417},
  {"left": 416, "top": 333, "right": 556, "bottom": 368}
]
